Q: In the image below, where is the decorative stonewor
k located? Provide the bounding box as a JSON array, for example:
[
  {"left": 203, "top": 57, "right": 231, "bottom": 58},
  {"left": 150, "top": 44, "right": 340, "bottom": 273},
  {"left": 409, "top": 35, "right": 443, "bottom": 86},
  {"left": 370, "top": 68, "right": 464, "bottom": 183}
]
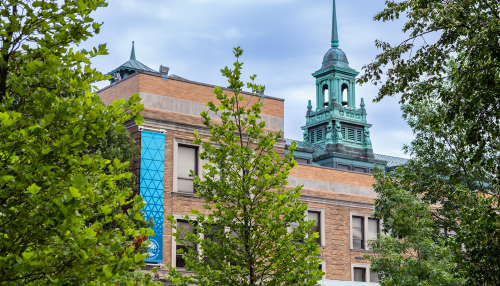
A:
[
  {"left": 363, "top": 126, "right": 372, "bottom": 148},
  {"left": 324, "top": 121, "right": 335, "bottom": 153},
  {"left": 334, "top": 121, "right": 343, "bottom": 143},
  {"left": 303, "top": 129, "right": 309, "bottom": 143},
  {"left": 325, "top": 121, "right": 334, "bottom": 143}
]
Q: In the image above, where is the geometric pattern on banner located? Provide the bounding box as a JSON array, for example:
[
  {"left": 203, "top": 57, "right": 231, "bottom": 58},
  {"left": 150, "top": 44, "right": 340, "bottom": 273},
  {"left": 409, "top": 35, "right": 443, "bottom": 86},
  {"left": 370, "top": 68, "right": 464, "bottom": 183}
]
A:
[{"left": 140, "top": 131, "right": 165, "bottom": 263}]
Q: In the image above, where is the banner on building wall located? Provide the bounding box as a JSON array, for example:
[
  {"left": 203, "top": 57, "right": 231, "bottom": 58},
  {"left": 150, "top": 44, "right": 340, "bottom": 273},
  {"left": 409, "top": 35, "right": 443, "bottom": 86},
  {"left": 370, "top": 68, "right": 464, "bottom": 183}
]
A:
[{"left": 140, "top": 131, "right": 165, "bottom": 263}]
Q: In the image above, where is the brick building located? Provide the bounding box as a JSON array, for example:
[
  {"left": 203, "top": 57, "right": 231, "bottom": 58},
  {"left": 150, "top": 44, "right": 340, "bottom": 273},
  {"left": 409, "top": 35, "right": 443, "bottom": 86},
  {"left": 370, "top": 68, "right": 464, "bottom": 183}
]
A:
[{"left": 97, "top": 1, "right": 406, "bottom": 284}]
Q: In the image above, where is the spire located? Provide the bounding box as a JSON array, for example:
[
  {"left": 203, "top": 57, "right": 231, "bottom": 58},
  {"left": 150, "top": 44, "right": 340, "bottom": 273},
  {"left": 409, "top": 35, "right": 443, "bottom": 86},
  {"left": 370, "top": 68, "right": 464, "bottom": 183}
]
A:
[
  {"left": 331, "top": 0, "right": 339, "bottom": 48},
  {"left": 130, "top": 41, "right": 136, "bottom": 60}
]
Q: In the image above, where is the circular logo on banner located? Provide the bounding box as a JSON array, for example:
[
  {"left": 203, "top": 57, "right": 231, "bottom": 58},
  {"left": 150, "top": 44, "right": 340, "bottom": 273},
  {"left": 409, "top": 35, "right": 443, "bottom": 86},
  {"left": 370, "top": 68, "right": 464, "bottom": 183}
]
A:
[{"left": 148, "top": 239, "right": 160, "bottom": 260}]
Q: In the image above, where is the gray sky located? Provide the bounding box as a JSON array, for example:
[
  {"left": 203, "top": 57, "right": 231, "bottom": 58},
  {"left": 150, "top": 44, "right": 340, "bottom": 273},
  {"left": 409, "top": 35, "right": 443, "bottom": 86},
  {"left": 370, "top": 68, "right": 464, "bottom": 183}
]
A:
[{"left": 84, "top": 0, "right": 414, "bottom": 158}]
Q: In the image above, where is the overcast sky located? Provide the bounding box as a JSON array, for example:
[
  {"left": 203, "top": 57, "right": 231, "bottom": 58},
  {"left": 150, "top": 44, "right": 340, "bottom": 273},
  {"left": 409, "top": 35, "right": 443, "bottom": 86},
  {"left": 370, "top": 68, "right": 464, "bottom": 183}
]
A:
[{"left": 83, "top": 0, "right": 415, "bottom": 158}]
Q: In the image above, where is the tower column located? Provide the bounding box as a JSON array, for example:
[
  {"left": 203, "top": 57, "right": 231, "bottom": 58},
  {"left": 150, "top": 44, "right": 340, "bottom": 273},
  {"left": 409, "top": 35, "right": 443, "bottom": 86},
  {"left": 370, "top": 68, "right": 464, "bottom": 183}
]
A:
[
  {"left": 316, "top": 83, "right": 321, "bottom": 110},
  {"left": 319, "top": 82, "right": 325, "bottom": 109},
  {"left": 329, "top": 78, "right": 333, "bottom": 106},
  {"left": 337, "top": 78, "right": 342, "bottom": 103},
  {"left": 352, "top": 80, "right": 356, "bottom": 108},
  {"left": 348, "top": 81, "right": 354, "bottom": 108}
]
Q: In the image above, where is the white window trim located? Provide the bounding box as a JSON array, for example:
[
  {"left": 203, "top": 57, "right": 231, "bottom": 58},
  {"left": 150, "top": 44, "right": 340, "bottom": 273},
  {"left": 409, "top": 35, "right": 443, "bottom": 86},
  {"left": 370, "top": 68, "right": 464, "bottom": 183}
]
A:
[
  {"left": 319, "top": 260, "right": 326, "bottom": 280},
  {"left": 351, "top": 263, "right": 378, "bottom": 283},
  {"left": 171, "top": 214, "right": 202, "bottom": 269},
  {"left": 286, "top": 208, "right": 325, "bottom": 247},
  {"left": 173, "top": 138, "right": 204, "bottom": 193},
  {"left": 307, "top": 207, "right": 326, "bottom": 247},
  {"left": 350, "top": 212, "right": 380, "bottom": 250}
]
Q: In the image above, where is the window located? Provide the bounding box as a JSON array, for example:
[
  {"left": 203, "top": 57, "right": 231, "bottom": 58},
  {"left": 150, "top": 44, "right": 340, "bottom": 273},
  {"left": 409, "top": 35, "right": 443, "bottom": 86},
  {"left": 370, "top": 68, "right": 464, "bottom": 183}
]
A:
[
  {"left": 310, "top": 127, "right": 326, "bottom": 143},
  {"left": 341, "top": 126, "right": 363, "bottom": 144},
  {"left": 370, "top": 271, "right": 380, "bottom": 282},
  {"left": 351, "top": 214, "right": 381, "bottom": 250},
  {"left": 295, "top": 157, "right": 309, "bottom": 164},
  {"left": 177, "top": 145, "right": 198, "bottom": 193},
  {"left": 353, "top": 167, "right": 365, "bottom": 173},
  {"left": 356, "top": 129, "right": 362, "bottom": 143},
  {"left": 176, "top": 220, "right": 197, "bottom": 268},
  {"left": 308, "top": 211, "right": 321, "bottom": 244},
  {"left": 347, "top": 128, "right": 355, "bottom": 141},
  {"left": 352, "top": 264, "right": 379, "bottom": 282},
  {"left": 337, "top": 164, "right": 349, "bottom": 171},
  {"left": 353, "top": 267, "right": 366, "bottom": 282},
  {"left": 368, "top": 218, "right": 379, "bottom": 250},
  {"left": 352, "top": 216, "right": 364, "bottom": 249}
]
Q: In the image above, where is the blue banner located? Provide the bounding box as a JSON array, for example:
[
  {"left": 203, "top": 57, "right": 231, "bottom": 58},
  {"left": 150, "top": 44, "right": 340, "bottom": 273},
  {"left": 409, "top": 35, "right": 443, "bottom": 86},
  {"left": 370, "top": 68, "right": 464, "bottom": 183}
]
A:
[{"left": 140, "top": 131, "right": 165, "bottom": 263}]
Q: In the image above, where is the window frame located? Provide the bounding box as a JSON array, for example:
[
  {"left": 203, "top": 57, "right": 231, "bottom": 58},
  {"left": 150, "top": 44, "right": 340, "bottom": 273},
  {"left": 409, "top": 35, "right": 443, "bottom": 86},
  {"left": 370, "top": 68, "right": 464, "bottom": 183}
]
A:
[
  {"left": 351, "top": 263, "right": 379, "bottom": 283},
  {"left": 294, "top": 156, "right": 310, "bottom": 165},
  {"left": 350, "top": 212, "right": 381, "bottom": 251},
  {"left": 171, "top": 214, "right": 203, "bottom": 270},
  {"left": 307, "top": 208, "right": 326, "bottom": 247},
  {"left": 173, "top": 138, "right": 203, "bottom": 193},
  {"left": 351, "top": 216, "right": 365, "bottom": 250}
]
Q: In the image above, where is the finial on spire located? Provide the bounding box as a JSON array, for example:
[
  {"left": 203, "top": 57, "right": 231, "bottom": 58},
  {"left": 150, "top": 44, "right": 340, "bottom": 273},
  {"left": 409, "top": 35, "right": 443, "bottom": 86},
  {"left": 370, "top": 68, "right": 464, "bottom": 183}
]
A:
[
  {"left": 130, "top": 41, "right": 136, "bottom": 60},
  {"left": 331, "top": 0, "right": 339, "bottom": 48}
]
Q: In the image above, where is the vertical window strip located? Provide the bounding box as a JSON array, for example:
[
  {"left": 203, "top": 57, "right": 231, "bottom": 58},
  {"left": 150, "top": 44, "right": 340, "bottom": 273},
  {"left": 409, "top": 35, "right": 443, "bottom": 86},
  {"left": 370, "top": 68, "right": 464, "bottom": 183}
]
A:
[
  {"left": 356, "top": 129, "right": 362, "bottom": 143},
  {"left": 347, "top": 129, "right": 355, "bottom": 141}
]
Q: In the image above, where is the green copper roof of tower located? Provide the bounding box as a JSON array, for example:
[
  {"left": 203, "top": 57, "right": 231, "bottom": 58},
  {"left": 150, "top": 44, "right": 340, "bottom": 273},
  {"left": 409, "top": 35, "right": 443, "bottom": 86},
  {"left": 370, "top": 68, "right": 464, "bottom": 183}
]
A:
[
  {"left": 315, "top": 0, "right": 357, "bottom": 74},
  {"left": 107, "top": 41, "right": 157, "bottom": 77}
]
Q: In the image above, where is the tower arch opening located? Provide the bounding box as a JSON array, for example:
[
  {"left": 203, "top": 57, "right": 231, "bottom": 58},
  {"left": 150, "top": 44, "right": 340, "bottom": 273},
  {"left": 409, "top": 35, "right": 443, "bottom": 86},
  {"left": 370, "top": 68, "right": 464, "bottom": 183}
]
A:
[
  {"left": 323, "top": 84, "right": 329, "bottom": 107},
  {"left": 341, "top": 83, "right": 348, "bottom": 106}
]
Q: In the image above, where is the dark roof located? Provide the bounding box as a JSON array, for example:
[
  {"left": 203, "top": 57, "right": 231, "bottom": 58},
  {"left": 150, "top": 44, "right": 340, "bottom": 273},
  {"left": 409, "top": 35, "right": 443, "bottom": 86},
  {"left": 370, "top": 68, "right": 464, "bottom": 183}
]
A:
[
  {"left": 107, "top": 58, "right": 157, "bottom": 75},
  {"left": 374, "top": 153, "right": 409, "bottom": 167}
]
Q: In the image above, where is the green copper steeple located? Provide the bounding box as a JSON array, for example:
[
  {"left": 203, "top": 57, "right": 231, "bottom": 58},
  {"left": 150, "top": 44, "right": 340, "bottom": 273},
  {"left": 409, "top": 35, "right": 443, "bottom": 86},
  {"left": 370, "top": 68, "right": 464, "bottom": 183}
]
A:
[
  {"left": 331, "top": 0, "right": 339, "bottom": 48},
  {"left": 130, "top": 41, "right": 136, "bottom": 60},
  {"left": 301, "top": 0, "right": 375, "bottom": 160},
  {"left": 107, "top": 41, "right": 157, "bottom": 84}
]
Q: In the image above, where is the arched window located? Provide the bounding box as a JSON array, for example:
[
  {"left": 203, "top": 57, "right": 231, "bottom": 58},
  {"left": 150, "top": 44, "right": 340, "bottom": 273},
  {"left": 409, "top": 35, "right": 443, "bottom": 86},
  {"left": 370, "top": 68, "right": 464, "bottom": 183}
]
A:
[
  {"left": 323, "top": 84, "right": 329, "bottom": 107},
  {"left": 341, "top": 83, "right": 348, "bottom": 106}
]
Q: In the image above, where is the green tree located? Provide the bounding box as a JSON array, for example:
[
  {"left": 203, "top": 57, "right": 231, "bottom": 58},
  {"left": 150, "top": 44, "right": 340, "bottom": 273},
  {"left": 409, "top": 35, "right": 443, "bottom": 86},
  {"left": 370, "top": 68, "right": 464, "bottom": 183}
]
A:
[
  {"left": 0, "top": 1, "right": 156, "bottom": 285},
  {"left": 358, "top": 0, "right": 500, "bottom": 181},
  {"left": 166, "top": 47, "right": 323, "bottom": 286},
  {"left": 359, "top": 1, "right": 500, "bottom": 285},
  {"left": 368, "top": 91, "right": 500, "bottom": 285}
]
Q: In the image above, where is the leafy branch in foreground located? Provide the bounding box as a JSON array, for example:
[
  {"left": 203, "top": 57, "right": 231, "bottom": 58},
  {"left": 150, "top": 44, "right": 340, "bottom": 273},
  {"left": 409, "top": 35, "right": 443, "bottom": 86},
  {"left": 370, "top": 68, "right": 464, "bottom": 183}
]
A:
[{"left": 166, "top": 47, "right": 323, "bottom": 286}]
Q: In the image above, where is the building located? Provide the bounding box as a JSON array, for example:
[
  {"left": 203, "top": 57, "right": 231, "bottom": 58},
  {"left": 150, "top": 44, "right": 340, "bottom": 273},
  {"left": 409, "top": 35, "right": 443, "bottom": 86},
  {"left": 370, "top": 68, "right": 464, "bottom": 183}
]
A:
[{"left": 97, "top": 0, "right": 407, "bottom": 283}]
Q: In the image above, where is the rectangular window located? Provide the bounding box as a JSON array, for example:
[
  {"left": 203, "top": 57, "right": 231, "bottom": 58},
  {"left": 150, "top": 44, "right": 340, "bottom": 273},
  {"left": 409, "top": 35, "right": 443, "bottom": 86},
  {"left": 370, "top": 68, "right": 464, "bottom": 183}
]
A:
[
  {"left": 316, "top": 129, "right": 323, "bottom": 142},
  {"left": 353, "top": 267, "right": 366, "bottom": 282},
  {"left": 356, "top": 129, "right": 362, "bottom": 143},
  {"left": 341, "top": 126, "right": 346, "bottom": 139},
  {"left": 338, "top": 164, "right": 350, "bottom": 171},
  {"left": 308, "top": 211, "right": 321, "bottom": 244},
  {"left": 176, "top": 220, "right": 196, "bottom": 268},
  {"left": 310, "top": 131, "right": 315, "bottom": 143},
  {"left": 353, "top": 167, "right": 365, "bottom": 173},
  {"left": 347, "top": 128, "right": 355, "bottom": 141},
  {"left": 295, "top": 157, "right": 309, "bottom": 164},
  {"left": 205, "top": 225, "right": 221, "bottom": 244},
  {"left": 370, "top": 271, "right": 380, "bottom": 282},
  {"left": 352, "top": 216, "right": 364, "bottom": 249},
  {"left": 177, "top": 145, "right": 197, "bottom": 193},
  {"left": 368, "top": 218, "right": 379, "bottom": 250}
]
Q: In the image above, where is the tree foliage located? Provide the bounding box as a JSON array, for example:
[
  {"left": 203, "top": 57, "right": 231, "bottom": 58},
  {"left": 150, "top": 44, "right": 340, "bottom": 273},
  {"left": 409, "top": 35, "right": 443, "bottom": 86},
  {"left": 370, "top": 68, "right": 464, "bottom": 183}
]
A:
[
  {"left": 369, "top": 92, "right": 500, "bottom": 285},
  {"left": 358, "top": 0, "right": 500, "bottom": 181},
  {"left": 0, "top": 1, "right": 157, "bottom": 285},
  {"left": 166, "top": 47, "right": 323, "bottom": 286},
  {"left": 361, "top": 1, "right": 500, "bottom": 284}
]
